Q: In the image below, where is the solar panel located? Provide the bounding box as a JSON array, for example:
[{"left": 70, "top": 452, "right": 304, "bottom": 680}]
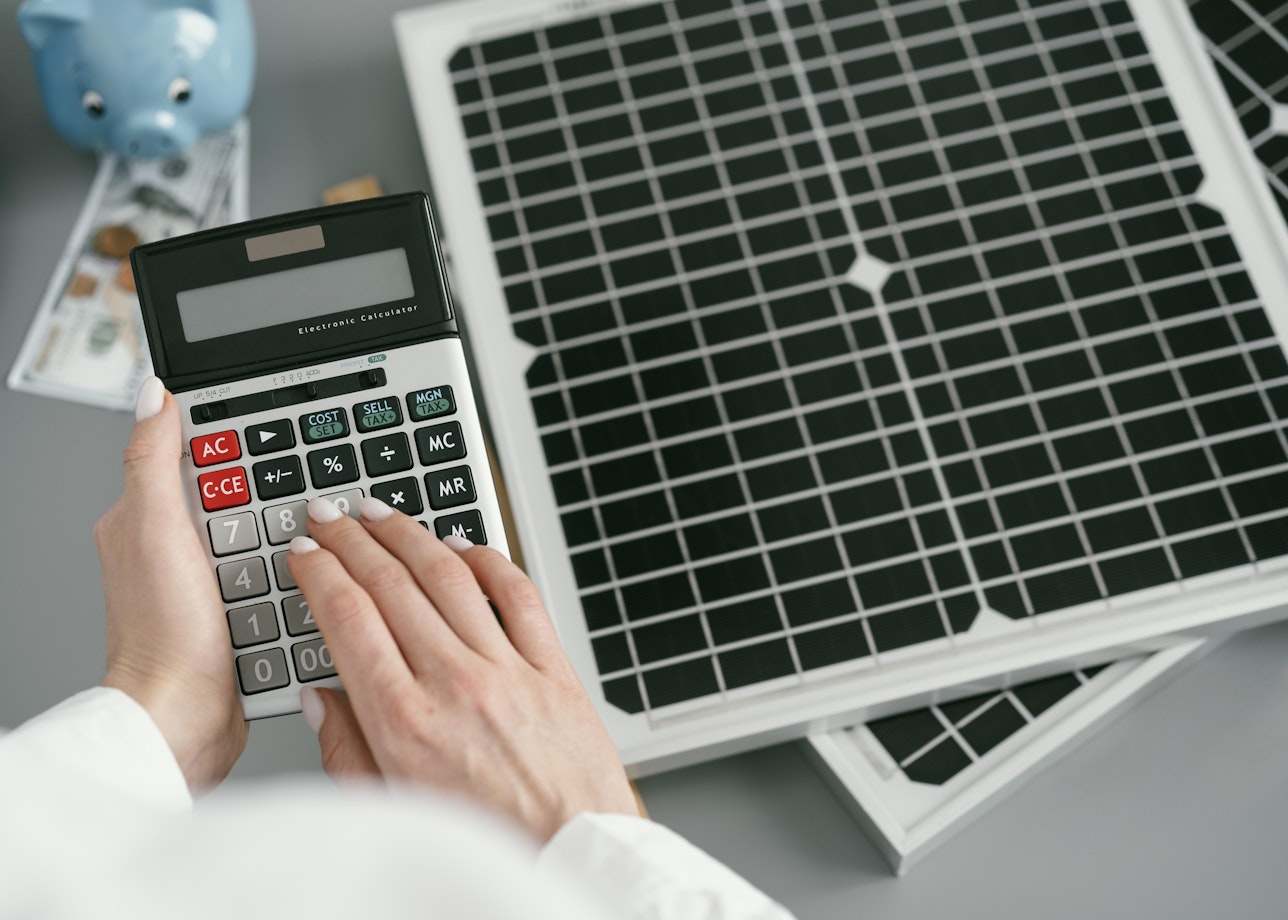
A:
[
  {"left": 396, "top": 0, "right": 1288, "bottom": 772},
  {"left": 1190, "top": 0, "right": 1288, "bottom": 223},
  {"left": 805, "top": 638, "right": 1210, "bottom": 874}
]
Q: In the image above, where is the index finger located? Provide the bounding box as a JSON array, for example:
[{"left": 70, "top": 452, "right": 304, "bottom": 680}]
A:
[{"left": 286, "top": 537, "right": 417, "bottom": 706}]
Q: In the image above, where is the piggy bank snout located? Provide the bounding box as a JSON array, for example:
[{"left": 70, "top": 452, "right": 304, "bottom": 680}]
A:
[{"left": 109, "top": 110, "right": 199, "bottom": 159}]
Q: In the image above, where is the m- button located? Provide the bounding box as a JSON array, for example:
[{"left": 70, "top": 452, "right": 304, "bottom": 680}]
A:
[
  {"left": 191, "top": 430, "right": 241, "bottom": 467},
  {"left": 199, "top": 467, "right": 250, "bottom": 512}
]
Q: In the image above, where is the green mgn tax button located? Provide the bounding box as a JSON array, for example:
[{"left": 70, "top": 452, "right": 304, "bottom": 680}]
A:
[{"left": 406, "top": 385, "right": 456, "bottom": 421}]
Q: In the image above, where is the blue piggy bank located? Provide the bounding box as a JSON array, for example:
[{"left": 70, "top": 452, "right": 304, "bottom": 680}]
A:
[{"left": 18, "top": 0, "right": 255, "bottom": 159}]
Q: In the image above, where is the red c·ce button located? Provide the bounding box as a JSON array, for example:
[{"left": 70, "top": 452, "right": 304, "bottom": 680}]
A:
[{"left": 198, "top": 467, "right": 250, "bottom": 512}]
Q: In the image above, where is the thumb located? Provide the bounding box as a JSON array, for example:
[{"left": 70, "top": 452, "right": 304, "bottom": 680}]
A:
[
  {"left": 301, "top": 687, "right": 381, "bottom": 779},
  {"left": 122, "top": 376, "right": 184, "bottom": 501}
]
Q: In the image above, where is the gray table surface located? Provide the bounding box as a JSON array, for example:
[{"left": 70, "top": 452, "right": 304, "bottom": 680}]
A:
[{"left": 2, "top": 2, "right": 1286, "bottom": 917}]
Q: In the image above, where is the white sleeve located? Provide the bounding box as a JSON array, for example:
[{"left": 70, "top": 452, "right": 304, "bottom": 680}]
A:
[
  {"left": 0, "top": 685, "right": 191, "bottom": 812},
  {"left": 539, "top": 813, "right": 796, "bottom": 920}
]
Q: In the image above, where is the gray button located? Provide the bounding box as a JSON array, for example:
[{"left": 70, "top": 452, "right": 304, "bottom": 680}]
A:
[
  {"left": 264, "top": 500, "right": 308, "bottom": 545},
  {"left": 208, "top": 511, "right": 261, "bottom": 557},
  {"left": 227, "top": 602, "right": 280, "bottom": 649},
  {"left": 292, "top": 637, "right": 337, "bottom": 683},
  {"left": 273, "top": 551, "right": 296, "bottom": 590},
  {"left": 236, "top": 647, "right": 290, "bottom": 695},
  {"left": 323, "top": 488, "right": 364, "bottom": 520},
  {"left": 218, "top": 556, "right": 269, "bottom": 602},
  {"left": 282, "top": 594, "right": 317, "bottom": 636}
]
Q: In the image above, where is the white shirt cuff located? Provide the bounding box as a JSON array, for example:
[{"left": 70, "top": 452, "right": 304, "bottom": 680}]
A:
[
  {"left": 0, "top": 686, "right": 192, "bottom": 812},
  {"left": 539, "top": 812, "right": 795, "bottom": 920}
]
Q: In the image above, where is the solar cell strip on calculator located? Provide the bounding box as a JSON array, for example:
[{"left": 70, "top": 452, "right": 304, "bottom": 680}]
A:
[
  {"left": 449, "top": 0, "right": 1288, "bottom": 716},
  {"left": 1188, "top": 0, "right": 1288, "bottom": 223}
]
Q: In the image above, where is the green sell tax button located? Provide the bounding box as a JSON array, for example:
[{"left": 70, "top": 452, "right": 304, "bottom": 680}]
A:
[
  {"left": 353, "top": 397, "right": 404, "bottom": 432},
  {"left": 406, "top": 386, "right": 456, "bottom": 421}
]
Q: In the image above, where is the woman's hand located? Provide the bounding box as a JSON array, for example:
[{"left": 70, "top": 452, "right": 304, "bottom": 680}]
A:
[
  {"left": 95, "top": 377, "right": 248, "bottom": 790},
  {"left": 288, "top": 496, "right": 639, "bottom": 841}
]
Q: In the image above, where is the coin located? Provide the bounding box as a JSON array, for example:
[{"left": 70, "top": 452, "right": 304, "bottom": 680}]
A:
[
  {"left": 92, "top": 223, "right": 140, "bottom": 259},
  {"left": 115, "top": 259, "right": 136, "bottom": 293}
]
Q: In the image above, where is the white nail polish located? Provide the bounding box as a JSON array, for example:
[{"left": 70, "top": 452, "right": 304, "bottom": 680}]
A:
[
  {"left": 134, "top": 376, "right": 165, "bottom": 421},
  {"left": 443, "top": 535, "right": 474, "bottom": 552},
  {"left": 300, "top": 687, "right": 325, "bottom": 733},
  {"left": 290, "top": 536, "right": 320, "bottom": 554},
  {"left": 360, "top": 497, "right": 393, "bottom": 521},
  {"left": 308, "top": 497, "right": 344, "bottom": 523}
]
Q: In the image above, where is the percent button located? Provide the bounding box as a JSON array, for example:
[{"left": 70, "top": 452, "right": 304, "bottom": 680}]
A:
[{"left": 307, "top": 443, "right": 359, "bottom": 489}]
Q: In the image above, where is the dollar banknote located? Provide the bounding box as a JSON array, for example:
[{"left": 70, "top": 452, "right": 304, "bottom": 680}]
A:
[{"left": 7, "top": 119, "right": 249, "bottom": 411}]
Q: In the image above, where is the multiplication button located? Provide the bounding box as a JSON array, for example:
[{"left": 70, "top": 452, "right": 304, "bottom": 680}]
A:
[
  {"left": 371, "top": 476, "right": 423, "bottom": 515},
  {"left": 406, "top": 386, "right": 455, "bottom": 421}
]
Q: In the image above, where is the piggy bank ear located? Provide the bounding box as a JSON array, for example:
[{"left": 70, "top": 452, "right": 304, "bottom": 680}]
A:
[{"left": 16, "top": 0, "right": 91, "bottom": 51}]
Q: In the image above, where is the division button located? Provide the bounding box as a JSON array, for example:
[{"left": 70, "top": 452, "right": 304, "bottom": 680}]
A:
[
  {"left": 434, "top": 510, "right": 487, "bottom": 546},
  {"left": 362, "top": 432, "right": 414, "bottom": 477},
  {"left": 191, "top": 430, "right": 240, "bottom": 467},
  {"left": 307, "top": 443, "right": 359, "bottom": 489},
  {"left": 425, "top": 465, "right": 476, "bottom": 510},
  {"left": 252, "top": 455, "right": 306, "bottom": 501},
  {"left": 198, "top": 466, "right": 251, "bottom": 512},
  {"left": 370, "top": 476, "right": 423, "bottom": 516},
  {"left": 236, "top": 647, "right": 290, "bottom": 695},
  {"left": 415, "top": 421, "right": 467, "bottom": 466},
  {"left": 354, "top": 396, "right": 403, "bottom": 433},
  {"left": 406, "top": 385, "right": 456, "bottom": 421},
  {"left": 245, "top": 419, "right": 296, "bottom": 456},
  {"left": 300, "top": 407, "right": 349, "bottom": 444}
]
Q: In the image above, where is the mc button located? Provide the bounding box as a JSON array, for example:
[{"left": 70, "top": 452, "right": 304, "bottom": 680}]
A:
[{"left": 199, "top": 467, "right": 250, "bottom": 512}]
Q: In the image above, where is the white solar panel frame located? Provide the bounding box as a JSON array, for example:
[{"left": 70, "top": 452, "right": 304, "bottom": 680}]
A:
[
  {"left": 396, "top": 0, "right": 1288, "bottom": 775},
  {"left": 804, "top": 637, "right": 1211, "bottom": 874}
]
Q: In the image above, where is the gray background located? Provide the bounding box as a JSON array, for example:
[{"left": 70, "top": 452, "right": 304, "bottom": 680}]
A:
[{"left": 1, "top": 1, "right": 1286, "bottom": 917}]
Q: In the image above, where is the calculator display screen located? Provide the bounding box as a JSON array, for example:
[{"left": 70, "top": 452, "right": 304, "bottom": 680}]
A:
[{"left": 176, "top": 248, "right": 414, "bottom": 343}]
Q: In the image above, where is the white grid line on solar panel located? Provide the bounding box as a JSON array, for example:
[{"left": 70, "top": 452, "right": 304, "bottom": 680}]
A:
[
  {"left": 490, "top": 134, "right": 1193, "bottom": 297},
  {"left": 580, "top": 501, "right": 1288, "bottom": 671},
  {"left": 1071, "top": 0, "right": 1283, "bottom": 565},
  {"left": 448, "top": 0, "right": 1102, "bottom": 102},
  {"left": 1221, "top": 0, "right": 1288, "bottom": 57},
  {"left": 921, "top": 0, "right": 1196, "bottom": 597},
  {"left": 457, "top": 6, "right": 1144, "bottom": 171},
  {"left": 534, "top": 309, "right": 1277, "bottom": 491},
  {"left": 1202, "top": 32, "right": 1288, "bottom": 120},
  {"left": 555, "top": 390, "right": 1288, "bottom": 568},
  {"left": 925, "top": 704, "right": 983, "bottom": 767},
  {"left": 471, "top": 53, "right": 1164, "bottom": 224},
  {"left": 508, "top": 187, "right": 1212, "bottom": 355},
  {"left": 537, "top": 20, "right": 789, "bottom": 705}
]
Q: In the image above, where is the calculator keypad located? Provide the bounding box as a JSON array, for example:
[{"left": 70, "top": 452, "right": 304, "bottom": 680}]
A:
[{"left": 195, "top": 373, "right": 495, "bottom": 712}]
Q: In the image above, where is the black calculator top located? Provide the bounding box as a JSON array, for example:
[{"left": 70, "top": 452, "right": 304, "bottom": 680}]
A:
[{"left": 132, "top": 193, "right": 457, "bottom": 392}]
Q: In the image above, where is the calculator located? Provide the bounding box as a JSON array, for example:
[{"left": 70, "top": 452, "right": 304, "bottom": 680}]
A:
[{"left": 131, "top": 193, "right": 511, "bottom": 719}]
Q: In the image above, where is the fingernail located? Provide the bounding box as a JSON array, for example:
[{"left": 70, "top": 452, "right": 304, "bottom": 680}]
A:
[
  {"left": 134, "top": 376, "right": 165, "bottom": 421},
  {"left": 443, "top": 535, "right": 474, "bottom": 552},
  {"left": 290, "top": 536, "right": 320, "bottom": 554},
  {"left": 360, "top": 497, "right": 393, "bottom": 521},
  {"left": 308, "top": 497, "right": 344, "bottom": 523},
  {"left": 300, "top": 687, "right": 325, "bottom": 733}
]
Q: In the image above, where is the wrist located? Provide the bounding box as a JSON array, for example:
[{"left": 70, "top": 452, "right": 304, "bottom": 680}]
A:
[{"left": 103, "top": 660, "right": 247, "bottom": 791}]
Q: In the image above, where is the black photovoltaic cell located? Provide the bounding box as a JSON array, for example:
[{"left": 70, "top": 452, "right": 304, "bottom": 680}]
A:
[
  {"left": 451, "top": 0, "right": 1288, "bottom": 714},
  {"left": 1189, "top": 1, "right": 1288, "bottom": 224},
  {"left": 866, "top": 664, "right": 1109, "bottom": 785}
]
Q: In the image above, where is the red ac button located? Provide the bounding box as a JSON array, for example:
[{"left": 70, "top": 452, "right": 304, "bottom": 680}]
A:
[
  {"left": 198, "top": 467, "right": 250, "bottom": 512},
  {"left": 191, "top": 430, "right": 241, "bottom": 468}
]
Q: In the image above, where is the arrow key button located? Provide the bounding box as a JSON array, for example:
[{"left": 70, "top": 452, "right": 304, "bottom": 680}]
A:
[{"left": 246, "top": 419, "right": 296, "bottom": 456}]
